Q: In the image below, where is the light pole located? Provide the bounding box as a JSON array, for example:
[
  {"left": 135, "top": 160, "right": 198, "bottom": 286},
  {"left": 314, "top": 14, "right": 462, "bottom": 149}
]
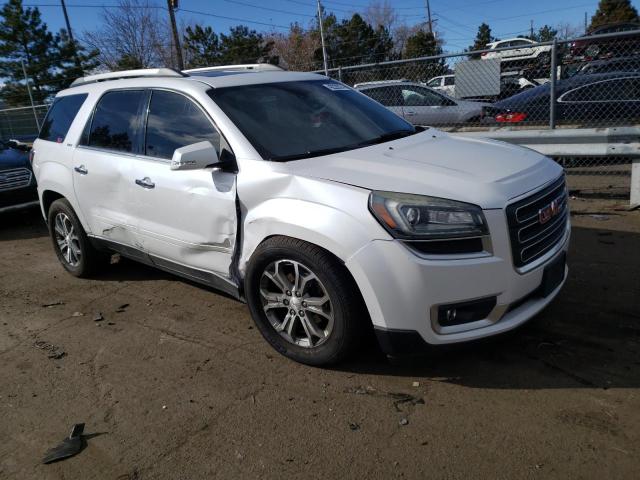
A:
[{"left": 317, "top": 0, "right": 328, "bottom": 75}]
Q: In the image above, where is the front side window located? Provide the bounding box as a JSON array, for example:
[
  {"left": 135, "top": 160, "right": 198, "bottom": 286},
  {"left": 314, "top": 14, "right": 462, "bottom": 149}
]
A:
[
  {"left": 209, "top": 80, "right": 414, "bottom": 161},
  {"left": 145, "top": 90, "right": 220, "bottom": 160},
  {"left": 86, "top": 90, "right": 146, "bottom": 153},
  {"left": 39, "top": 94, "right": 88, "bottom": 143},
  {"left": 427, "top": 78, "right": 441, "bottom": 87}
]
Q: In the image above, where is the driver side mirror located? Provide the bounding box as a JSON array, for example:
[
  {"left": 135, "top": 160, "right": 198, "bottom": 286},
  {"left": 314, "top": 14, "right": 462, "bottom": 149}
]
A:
[{"left": 170, "top": 141, "right": 220, "bottom": 171}]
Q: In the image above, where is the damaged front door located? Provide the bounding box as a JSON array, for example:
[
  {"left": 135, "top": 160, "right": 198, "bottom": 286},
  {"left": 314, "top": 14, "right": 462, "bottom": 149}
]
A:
[{"left": 130, "top": 89, "right": 237, "bottom": 278}]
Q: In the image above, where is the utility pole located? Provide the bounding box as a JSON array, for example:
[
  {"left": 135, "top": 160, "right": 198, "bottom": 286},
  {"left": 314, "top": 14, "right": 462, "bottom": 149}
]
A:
[
  {"left": 167, "top": 0, "right": 184, "bottom": 70},
  {"left": 60, "top": 0, "right": 82, "bottom": 71},
  {"left": 425, "top": 0, "right": 433, "bottom": 34},
  {"left": 21, "top": 60, "right": 41, "bottom": 131},
  {"left": 317, "top": 0, "right": 328, "bottom": 75},
  {"left": 584, "top": 12, "right": 588, "bottom": 34},
  {"left": 530, "top": 20, "right": 534, "bottom": 39},
  {"left": 60, "top": 0, "right": 74, "bottom": 43}
]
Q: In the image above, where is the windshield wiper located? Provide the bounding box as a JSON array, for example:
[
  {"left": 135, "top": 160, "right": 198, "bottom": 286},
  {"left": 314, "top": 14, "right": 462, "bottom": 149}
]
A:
[
  {"left": 270, "top": 145, "right": 356, "bottom": 162},
  {"left": 269, "top": 128, "right": 419, "bottom": 162},
  {"left": 356, "top": 128, "right": 418, "bottom": 147}
]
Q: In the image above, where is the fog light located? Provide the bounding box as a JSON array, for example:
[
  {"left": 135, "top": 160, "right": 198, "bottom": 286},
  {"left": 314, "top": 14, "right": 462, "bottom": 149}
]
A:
[{"left": 437, "top": 297, "right": 496, "bottom": 327}]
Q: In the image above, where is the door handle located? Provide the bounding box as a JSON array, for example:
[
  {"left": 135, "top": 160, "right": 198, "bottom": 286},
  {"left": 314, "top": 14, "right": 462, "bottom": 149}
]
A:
[
  {"left": 74, "top": 165, "right": 88, "bottom": 175},
  {"left": 135, "top": 177, "right": 155, "bottom": 189}
]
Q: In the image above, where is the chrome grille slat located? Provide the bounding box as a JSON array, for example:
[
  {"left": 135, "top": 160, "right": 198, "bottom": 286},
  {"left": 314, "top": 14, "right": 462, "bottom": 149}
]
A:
[
  {"left": 518, "top": 199, "right": 568, "bottom": 244},
  {"left": 0, "top": 168, "right": 32, "bottom": 191},
  {"left": 520, "top": 212, "right": 568, "bottom": 262},
  {"left": 506, "top": 176, "right": 568, "bottom": 269}
]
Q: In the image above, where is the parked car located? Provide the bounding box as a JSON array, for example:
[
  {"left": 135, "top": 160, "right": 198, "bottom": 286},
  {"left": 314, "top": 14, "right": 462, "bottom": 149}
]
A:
[
  {"left": 568, "top": 23, "right": 640, "bottom": 62},
  {"left": 483, "top": 72, "right": 640, "bottom": 124},
  {"left": 426, "top": 74, "right": 455, "bottom": 96},
  {"left": 570, "top": 56, "right": 640, "bottom": 76},
  {"left": 355, "top": 81, "right": 490, "bottom": 125},
  {"left": 482, "top": 38, "right": 552, "bottom": 64},
  {"left": 0, "top": 138, "right": 38, "bottom": 214},
  {"left": 33, "top": 67, "right": 569, "bottom": 365}
]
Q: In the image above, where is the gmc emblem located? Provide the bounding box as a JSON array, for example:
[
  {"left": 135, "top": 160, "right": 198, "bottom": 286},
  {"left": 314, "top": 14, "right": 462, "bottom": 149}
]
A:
[{"left": 538, "top": 198, "right": 561, "bottom": 224}]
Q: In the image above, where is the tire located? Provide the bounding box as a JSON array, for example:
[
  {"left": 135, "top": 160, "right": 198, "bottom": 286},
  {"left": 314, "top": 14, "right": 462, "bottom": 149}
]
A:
[
  {"left": 47, "top": 198, "right": 105, "bottom": 277},
  {"left": 245, "top": 236, "right": 364, "bottom": 366}
]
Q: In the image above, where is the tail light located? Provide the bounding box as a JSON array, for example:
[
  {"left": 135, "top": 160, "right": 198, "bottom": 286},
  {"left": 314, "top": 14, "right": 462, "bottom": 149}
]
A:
[
  {"left": 481, "top": 52, "right": 488, "bottom": 57},
  {"left": 496, "top": 112, "right": 527, "bottom": 123}
]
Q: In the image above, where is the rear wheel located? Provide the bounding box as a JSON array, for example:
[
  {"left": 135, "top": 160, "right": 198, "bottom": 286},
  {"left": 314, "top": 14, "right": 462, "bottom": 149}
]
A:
[
  {"left": 245, "top": 237, "right": 363, "bottom": 366},
  {"left": 48, "top": 198, "right": 105, "bottom": 277}
]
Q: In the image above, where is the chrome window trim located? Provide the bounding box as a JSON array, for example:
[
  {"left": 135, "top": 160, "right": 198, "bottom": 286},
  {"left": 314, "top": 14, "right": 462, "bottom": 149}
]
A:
[{"left": 557, "top": 76, "right": 640, "bottom": 103}]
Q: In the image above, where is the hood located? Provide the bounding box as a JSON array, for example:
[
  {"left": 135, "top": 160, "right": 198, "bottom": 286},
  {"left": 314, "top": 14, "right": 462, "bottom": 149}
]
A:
[
  {"left": 0, "top": 146, "right": 30, "bottom": 171},
  {"left": 283, "top": 130, "right": 562, "bottom": 209}
]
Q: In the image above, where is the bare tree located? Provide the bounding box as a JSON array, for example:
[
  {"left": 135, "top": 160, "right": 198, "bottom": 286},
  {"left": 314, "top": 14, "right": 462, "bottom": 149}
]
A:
[
  {"left": 83, "top": 0, "right": 172, "bottom": 70},
  {"left": 555, "top": 22, "right": 583, "bottom": 40},
  {"left": 363, "top": 0, "right": 398, "bottom": 31},
  {"left": 268, "top": 24, "right": 319, "bottom": 71}
]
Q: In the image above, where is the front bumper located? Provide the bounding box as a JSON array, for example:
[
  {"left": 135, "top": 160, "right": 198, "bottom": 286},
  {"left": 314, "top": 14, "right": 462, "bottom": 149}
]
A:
[
  {"left": 346, "top": 209, "right": 570, "bottom": 355},
  {"left": 0, "top": 185, "right": 39, "bottom": 214}
]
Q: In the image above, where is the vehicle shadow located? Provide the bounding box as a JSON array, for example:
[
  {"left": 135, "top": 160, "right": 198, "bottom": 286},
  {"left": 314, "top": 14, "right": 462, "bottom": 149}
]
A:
[
  {"left": 337, "top": 224, "right": 640, "bottom": 390},
  {"left": 0, "top": 206, "right": 48, "bottom": 241}
]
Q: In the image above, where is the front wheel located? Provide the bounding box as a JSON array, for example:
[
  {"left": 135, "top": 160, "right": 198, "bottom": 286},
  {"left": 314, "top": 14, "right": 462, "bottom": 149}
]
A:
[{"left": 245, "top": 237, "right": 364, "bottom": 366}]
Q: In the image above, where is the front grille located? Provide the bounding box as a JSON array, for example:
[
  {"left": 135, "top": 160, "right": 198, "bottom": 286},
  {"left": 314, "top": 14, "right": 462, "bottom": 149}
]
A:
[
  {"left": 506, "top": 176, "right": 568, "bottom": 268},
  {"left": 0, "top": 168, "right": 32, "bottom": 192}
]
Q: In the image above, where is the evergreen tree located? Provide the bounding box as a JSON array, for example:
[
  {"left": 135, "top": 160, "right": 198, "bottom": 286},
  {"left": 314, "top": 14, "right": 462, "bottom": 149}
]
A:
[
  {"left": 468, "top": 23, "right": 495, "bottom": 58},
  {"left": 183, "top": 25, "right": 220, "bottom": 69},
  {"left": 0, "top": 0, "right": 98, "bottom": 106},
  {"left": 219, "top": 25, "right": 278, "bottom": 65},
  {"left": 405, "top": 30, "right": 441, "bottom": 58},
  {"left": 530, "top": 25, "right": 558, "bottom": 42},
  {"left": 315, "top": 13, "right": 394, "bottom": 68},
  {"left": 590, "top": 0, "right": 639, "bottom": 29}
]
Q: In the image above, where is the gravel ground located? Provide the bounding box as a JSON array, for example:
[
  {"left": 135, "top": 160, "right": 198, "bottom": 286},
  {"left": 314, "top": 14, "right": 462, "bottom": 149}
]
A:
[{"left": 1, "top": 199, "right": 639, "bottom": 480}]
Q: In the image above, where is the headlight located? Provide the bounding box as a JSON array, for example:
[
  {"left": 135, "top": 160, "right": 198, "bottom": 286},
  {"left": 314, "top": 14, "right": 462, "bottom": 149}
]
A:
[{"left": 369, "top": 191, "right": 488, "bottom": 240}]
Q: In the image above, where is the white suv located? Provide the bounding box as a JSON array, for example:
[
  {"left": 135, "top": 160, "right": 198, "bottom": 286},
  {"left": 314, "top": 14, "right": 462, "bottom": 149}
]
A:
[
  {"left": 32, "top": 67, "right": 570, "bottom": 365},
  {"left": 482, "top": 38, "right": 552, "bottom": 64}
]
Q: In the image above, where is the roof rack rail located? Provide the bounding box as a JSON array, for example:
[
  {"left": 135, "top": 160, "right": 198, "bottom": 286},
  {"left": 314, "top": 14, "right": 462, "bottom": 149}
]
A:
[
  {"left": 70, "top": 68, "right": 187, "bottom": 87},
  {"left": 184, "top": 64, "right": 284, "bottom": 73},
  {"left": 353, "top": 79, "right": 409, "bottom": 88}
]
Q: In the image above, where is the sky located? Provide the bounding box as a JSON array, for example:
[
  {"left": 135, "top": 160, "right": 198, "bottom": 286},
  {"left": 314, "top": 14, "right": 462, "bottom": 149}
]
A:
[{"left": 22, "top": 0, "right": 640, "bottom": 53}]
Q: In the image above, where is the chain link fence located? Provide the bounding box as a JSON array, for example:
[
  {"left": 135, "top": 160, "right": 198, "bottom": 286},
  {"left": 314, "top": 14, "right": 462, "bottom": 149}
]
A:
[
  {"left": 1, "top": 28, "right": 638, "bottom": 199},
  {"left": 317, "top": 28, "right": 640, "bottom": 199},
  {"left": 0, "top": 104, "right": 48, "bottom": 141}
]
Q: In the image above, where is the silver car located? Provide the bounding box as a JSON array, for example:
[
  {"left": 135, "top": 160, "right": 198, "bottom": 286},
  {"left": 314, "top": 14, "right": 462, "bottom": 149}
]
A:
[{"left": 355, "top": 81, "right": 490, "bottom": 126}]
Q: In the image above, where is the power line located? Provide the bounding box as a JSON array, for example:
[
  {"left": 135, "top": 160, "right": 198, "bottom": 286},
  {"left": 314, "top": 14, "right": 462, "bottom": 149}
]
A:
[{"left": 222, "top": 0, "right": 315, "bottom": 18}]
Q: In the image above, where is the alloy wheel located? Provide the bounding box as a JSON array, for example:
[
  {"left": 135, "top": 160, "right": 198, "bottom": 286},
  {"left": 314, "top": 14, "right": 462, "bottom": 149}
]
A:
[
  {"left": 259, "top": 259, "right": 334, "bottom": 348},
  {"left": 53, "top": 212, "right": 82, "bottom": 267}
]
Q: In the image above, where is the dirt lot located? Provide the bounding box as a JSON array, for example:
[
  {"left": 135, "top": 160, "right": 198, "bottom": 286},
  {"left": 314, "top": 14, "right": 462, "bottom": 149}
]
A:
[{"left": 1, "top": 198, "right": 639, "bottom": 480}]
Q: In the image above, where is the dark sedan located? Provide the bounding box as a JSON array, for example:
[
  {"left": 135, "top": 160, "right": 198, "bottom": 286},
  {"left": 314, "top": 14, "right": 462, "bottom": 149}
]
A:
[
  {"left": 483, "top": 72, "right": 640, "bottom": 125},
  {"left": 0, "top": 139, "right": 39, "bottom": 213}
]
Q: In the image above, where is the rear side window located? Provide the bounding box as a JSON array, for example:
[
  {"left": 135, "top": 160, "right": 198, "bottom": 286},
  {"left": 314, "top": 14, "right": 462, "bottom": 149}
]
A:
[
  {"left": 444, "top": 76, "right": 455, "bottom": 86},
  {"left": 363, "top": 86, "right": 403, "bottom": 106},
  {"left": 39, "top": 94, "right": 88, "bottom": 143},
  {"left": 85, "top": 90, "right": 146, "bottom": 153},
  {"left": 145, "top": 90, "right": 220, "bottom": 160}
]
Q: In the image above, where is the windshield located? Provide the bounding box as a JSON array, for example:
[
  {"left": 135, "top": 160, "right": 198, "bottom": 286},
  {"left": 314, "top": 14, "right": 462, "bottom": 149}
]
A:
[{"left": 208, "top": 80, "right": 416, "bottom": 161}]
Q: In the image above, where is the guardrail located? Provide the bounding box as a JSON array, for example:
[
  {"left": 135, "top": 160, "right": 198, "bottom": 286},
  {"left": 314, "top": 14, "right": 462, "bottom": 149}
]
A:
[{"left": 452, "top": 127, "right": 640, "bottom": 205}]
